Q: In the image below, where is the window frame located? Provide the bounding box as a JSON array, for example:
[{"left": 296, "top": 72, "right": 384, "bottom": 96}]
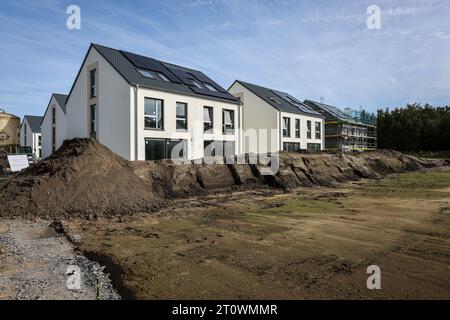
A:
[
  {"left": 307, "top": 120, "right": 312, "bottom": 139},
  {"left": 282, "top": 117, "right": 291, "bottom": 138},
  {"left": 90, "top": 104, "right": 97, "bottom": 140},
  {"left": 144, "top": 97, "right": 164, "bottom": 130},
  {"left": 295, "top": 119, "right": 301, "bottom": 138},
  {"left": 176, "top": 102, "right": 188, "bottom": 131},
  {"left": 203, "top": 106, "right": 214, "bottom": 133},
  {"left": 90, "top": 69, "right": 97, "bottom": 98},
  {"left": 315, "top": 121, "right": 321, "bottom": 140},
  {"left": 222, "top": 109, "right": 235, "bottom": 135}
]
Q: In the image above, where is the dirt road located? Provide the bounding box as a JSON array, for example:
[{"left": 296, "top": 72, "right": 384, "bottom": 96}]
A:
[
  {"left": 66, "top": 168, "right": 450, "bottom": 299},
  {"left": 0, "top": 220, "right": 119, "bottom": 300}
]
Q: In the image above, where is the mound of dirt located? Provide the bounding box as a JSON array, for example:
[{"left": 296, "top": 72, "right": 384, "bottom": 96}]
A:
[
  {"left": 1, "top": 138, "right": 448, "bottom": 220},
  {"left": 0, "top": 139, "right": 164, "bottom": 219}
]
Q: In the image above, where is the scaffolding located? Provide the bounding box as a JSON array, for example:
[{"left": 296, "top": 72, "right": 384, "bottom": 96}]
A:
[{"left": 304, "top": 100, "right": 378, "bottom": 152}]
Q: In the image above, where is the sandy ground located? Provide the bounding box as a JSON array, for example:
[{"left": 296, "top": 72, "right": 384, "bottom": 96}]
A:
[
  {"left": 61, "top": 167, "right": 450, "bottom": 300},
  {"left": 0, "top": 220, "right": 120, "bottom": 300}
]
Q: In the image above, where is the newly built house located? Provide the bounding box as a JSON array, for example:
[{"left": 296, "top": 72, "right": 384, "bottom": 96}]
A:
[
  {"left": 41, "top": 94, "right": 67, "bottom": 159},
  {"left": 304, "top": 100, "right": 377, "bottom": 151},
  {"left": 20, "top": 115, "right": 43, "bottom": 158},
  {"left": 58, "top": 43, "right": 240, "bottom": 161},
  {"left": 228, "top": 81, "right": 324, "bottom": 154}
]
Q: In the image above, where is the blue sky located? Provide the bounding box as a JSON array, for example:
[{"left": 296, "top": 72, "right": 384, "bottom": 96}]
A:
[{"left": 1, "top": 0, "right": 449, "bottom": 120}]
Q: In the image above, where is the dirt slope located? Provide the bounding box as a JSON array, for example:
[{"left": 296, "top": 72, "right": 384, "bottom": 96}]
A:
[
  {"left": 0, "top": 139, "right": 448, "bottom": 219},
  {"left": 0, "top": 139, "right": 163, "bottom": 219}
]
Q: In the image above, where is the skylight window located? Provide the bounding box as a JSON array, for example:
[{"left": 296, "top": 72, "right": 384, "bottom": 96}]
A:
[
  {"left": 269, "top": 97, "right": 281, "bottom": 105},
  {"left": 157, "top": 72, "right": 170, "bottom": 82},
  {"left": 138, "top": 69, "right": 155, "bottom": 79},
  {"left": 192, "top": 81, "right": 203, "bottom": 89},
  {"left": 203, "top": 83, "right": 218, "bottom": 92}
]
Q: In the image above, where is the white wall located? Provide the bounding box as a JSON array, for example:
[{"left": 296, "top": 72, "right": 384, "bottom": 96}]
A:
[
  {"left": 132, "top": 87, "right": 240, "bottom": 161},
  {"left": 41, "top": 96, "right": 66, "bottom": 159},
  {"left": 228, "top": 82, "right": 278, "bottom": 154},
  {"left": 19, "top": 119, "right": 42, "bottom": 158},
  {"left": 65, "top": 47, "right": 132, "bottom": 160},
  {"left": 65, "top": 46, "right": 239, "bottom": 161},
  {"left": 280, "top": 111, "right": 324, "bottom": 150},
  {"left": 229, "top": 81, "right": 324, "bottom": 152}
]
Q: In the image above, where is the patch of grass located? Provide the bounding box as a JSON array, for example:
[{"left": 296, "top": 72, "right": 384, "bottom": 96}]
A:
[{"left": 356, "top": 170, "right": 450, "bottom": 199}]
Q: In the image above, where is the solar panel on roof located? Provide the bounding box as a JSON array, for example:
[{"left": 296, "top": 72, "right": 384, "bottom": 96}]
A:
[
  {"left": 120, "top": 50, "right": 182, "bottom": 84},
  {"left": 272, "top": 90, "right": 322, "bottom": 116},
  {"left": 190, "top": 87, "right": 237, "bottom": 101}
]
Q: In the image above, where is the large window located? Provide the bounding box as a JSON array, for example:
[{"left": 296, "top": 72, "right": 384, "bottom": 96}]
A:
[
  {"left": 307, "top": 120, "right": 312, "bottom": 139},
  {"left": 145, "top": 139, "right": 187, "bottom": 161},
  {"left": 222, "top": 109, "right": 235, "bottom": 135},
  {"left": 283, "top": 142, "right": 300, "bottom": 152},
  {"left": 315, "top": 122, "right": 321, "bottom": 139},
  {"left": 90, "top": 69, "right": 97, "bottom": 98},
  {"left": 176, "top": 102, "right": 188, "bottom": 131},
  {"left": 145, "top": 98, "right": 164, "bottom": 130},
  {"left": 204, "top": 140, "right": 235, "bottom": 158},
  {"left": 282, "top": 117, "right": 290, "bottom": 137},
  {"left": 307, "top": 143, "right": 321, "bottom": 151},
  {"left": 90, "top": 104, "right": 97, "bottom": 140},
  {"left": 204, "top": 106, "right": 214, "bottom": 132},
  {"left": 295, "top": 119, "right": 300, "bottom": 138}
]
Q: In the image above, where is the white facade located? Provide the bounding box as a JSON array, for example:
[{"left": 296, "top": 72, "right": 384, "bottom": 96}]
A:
[
  {"left": 228, "top": 81, "right": 324, "bottom": 154},
  {"left": 65, "top": 46, "right": 240, "bottom": 161},
  {"left": 41, "top": 95, "right": 67, "bottom": 159},
  {"left": 19, "top": 118, "right": 42, "bottom": 158}
]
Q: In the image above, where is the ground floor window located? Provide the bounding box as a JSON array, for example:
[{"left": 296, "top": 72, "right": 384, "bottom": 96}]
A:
[
  {"left": 204, "top": 140, "right": 235, "bottom": 158},
  {"left": 307, "top": 143, "right": 321, "bottom": 151},
  {"left": 283, "top": 142, "right": 300, "bottom": 152},
  {"left": 145, "top": 139, "right": 187, "bottom": 161}
]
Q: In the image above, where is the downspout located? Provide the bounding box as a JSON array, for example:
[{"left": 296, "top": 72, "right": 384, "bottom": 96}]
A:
[
  {"left": 278, "top": 111, "right": 282, "bottom": 152},
  {"left": 134, "top": 85, "right": 139, "bottom": 161}
]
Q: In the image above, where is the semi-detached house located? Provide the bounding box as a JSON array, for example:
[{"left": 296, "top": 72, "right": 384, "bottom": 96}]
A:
[
  {"left": 20, "top": 115, "right": 43, "bottom": 158},
  {"left": 40, "top": 93, "right": 68, "bottom": 159},
  {"left": 63, "top": 43, "right": 240, "bottom": 161},
  {"left": 228, "top": 81, "right": 324, "bottom": 154}
]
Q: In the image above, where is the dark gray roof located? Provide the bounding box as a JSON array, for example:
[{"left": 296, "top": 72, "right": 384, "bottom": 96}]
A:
[
  {"left": 40, "top": 93, "right": 68, "bottom": 127},
  {"left": 233, "top": 80, "right": 323, "bottom": 117},
  {"left": 304, "top": 100, "right": 377, "bottom": 126},
  {"left": 53, "top": 94, "right": 68, "bottom": 113},
  {"left": 91, "top": 44, "right": 238, "bottom": 104},
  {"left": 24, "top": 115, "right": 43, "bottom": 133}
]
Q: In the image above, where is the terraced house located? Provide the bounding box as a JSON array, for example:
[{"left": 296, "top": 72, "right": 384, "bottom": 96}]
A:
[
  {"left": 60, "top": 43, "right": 240, "bottom": 161},
  {"left": 20, "top": 115, "right": 43, "bottom": 159},
  {"left": 228, "top": 81, "right": 324, "bottom": 154}
]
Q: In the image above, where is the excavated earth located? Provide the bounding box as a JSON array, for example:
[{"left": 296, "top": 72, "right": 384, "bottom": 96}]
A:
[{"left": 0, "top": 138, "right": 448, "bottom": 220}]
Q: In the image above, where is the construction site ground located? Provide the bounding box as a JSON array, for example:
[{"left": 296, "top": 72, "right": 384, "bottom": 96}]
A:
[{"left": 2, "top": 167, "right": 448, "bottom": 299}]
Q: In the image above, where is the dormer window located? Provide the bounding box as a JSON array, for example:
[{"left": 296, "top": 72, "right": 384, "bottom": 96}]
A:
[{"left": 203, "top": 83, "right": 218, "bottom": 92}]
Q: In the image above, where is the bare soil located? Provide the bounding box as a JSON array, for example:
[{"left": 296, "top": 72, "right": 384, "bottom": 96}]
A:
[{"left": 64, "top": 168, "right": 450, "bottom": 299}]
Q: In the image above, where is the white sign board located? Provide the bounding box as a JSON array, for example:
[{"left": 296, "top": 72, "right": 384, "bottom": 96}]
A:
[{"left": 7, "top": 155, "right": 29, "bottom": 172}]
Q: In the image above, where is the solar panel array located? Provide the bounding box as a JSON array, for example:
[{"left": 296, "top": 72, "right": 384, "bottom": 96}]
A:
[
  {"left": 121, "top": 50, "right": 230, "bottom": 96},
  {"left": 271, "top": 90, "right": 322, "bottom": 116}
]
